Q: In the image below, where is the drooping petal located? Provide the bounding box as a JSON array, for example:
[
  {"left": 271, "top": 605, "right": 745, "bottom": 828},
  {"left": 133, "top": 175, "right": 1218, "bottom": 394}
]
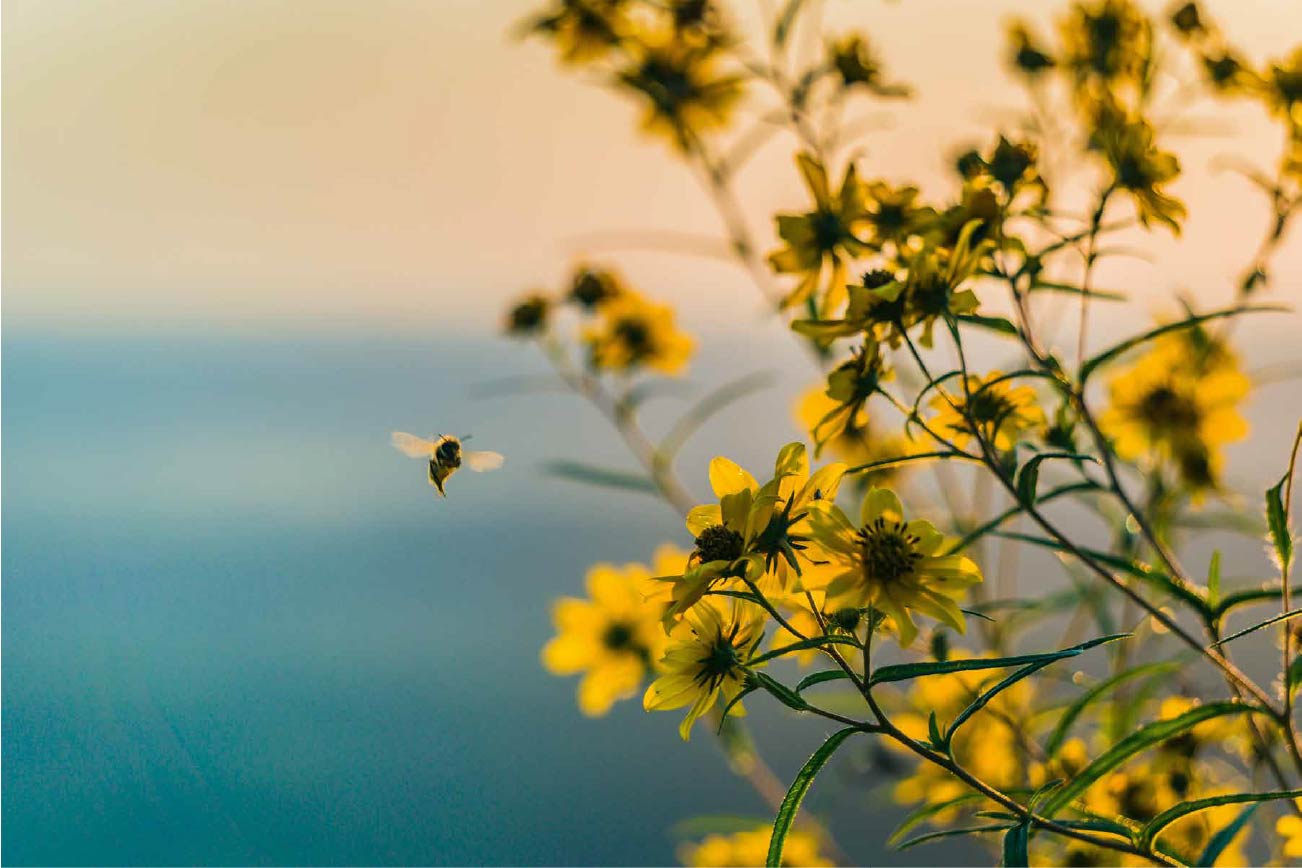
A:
[
  {"left": 686, "top": 504, "right": 723, "bottom": 536},
  {"left": 709, "top": 456, "right": 758, "bottom": 497},
  {"left": 861, "top": 487, "right": 904, "bottom": 525}
]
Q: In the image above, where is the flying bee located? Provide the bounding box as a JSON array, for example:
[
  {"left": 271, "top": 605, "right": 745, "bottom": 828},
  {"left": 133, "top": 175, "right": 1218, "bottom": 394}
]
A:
[{"left": 391, "top": 432, "right": 504, "bottom": 496}]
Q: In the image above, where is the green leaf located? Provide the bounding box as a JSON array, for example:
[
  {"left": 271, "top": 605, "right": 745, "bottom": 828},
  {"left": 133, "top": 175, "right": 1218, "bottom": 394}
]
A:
[
  {"left": 767, "top": 728, "right": 863, "bottom": 867},
  {"left": 1268, "top": 472, "right": 1294, "bottom": 575},
  {"left": 1289, "top": 655, "right": 1302, "bottom": 695},
  {"left": 1015, "top": 452, "right": 1097, "bottom": 506},
  {"left": 748, "top": 635, "right": 860, "bottom": 667},
  {"left": 1044, "top": 659, "right": 1184, "bottom": 758},
  {"left": 751, "top": 672, "right": 809, "bottom": 712},
  {"left": 1002, "top": 823, "right": 1029, "bottom": 867},
  {"left": 927, "top": 711, "right": 945, "bottom": 751},
  {"left": 1040, "top": 703, "right": 1269, "bottom": 818},
  {"left": 1212, "top": 607, "right": 1302, "bottom": 646},
  {"left": 1138, "top": 789, "right": 1302, "bottom": 849},
  {"left": 896, "top": 825, "right": 1013, "bottom": 851},
  {"left": 717, "top": 683, "right": 758, "bottom": 732},
  {"left": 946, "top": 660, "right": 1055, "bottom": 743},
  {"left": 1206, "top": 551, "right": 1222, "bottom": 609},
  {"left": 1078, "top": 304, "right": 1286, "bottom": 383},
  {"left": 844, "top": 450, "right": 980, "bottom": 477},
  {"left": 887, "top": 792, "right": 1023, "bottom": 847},
  {"left": 1196, "top": 804, "right": 1258, "bottom": 867},
  {"left": 955, "top": 313, "right": 1020, "bottom": 336},
  {"left": 868, "top": 634, "right": 1128, "bottom": 686},
  {"left": 1214, "top": 586, "right": 1283, "bottom": 617},
  {"left": 1028, "top": 279, "right": 1126, "bottom": 301},
  {"left": 542, "top": 460, "right": 655, "bottom": 493},
  {"left": 794, "top": 670, "right": 851, "bottom": 693}
]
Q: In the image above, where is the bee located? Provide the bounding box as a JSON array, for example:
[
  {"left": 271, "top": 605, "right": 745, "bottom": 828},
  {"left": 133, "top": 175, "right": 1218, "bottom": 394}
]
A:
[{"left": 391, "top": 432, "right": 504, "bottom": 496}]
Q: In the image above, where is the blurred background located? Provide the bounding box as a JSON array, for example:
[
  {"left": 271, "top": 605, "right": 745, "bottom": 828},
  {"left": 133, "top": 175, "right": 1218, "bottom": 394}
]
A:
[{"left": 3, "top": 0, "right": 1300, "bottom": 864}]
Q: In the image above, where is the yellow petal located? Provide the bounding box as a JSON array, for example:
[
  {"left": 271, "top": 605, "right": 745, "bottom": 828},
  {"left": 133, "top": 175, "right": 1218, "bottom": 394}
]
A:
[{"left": 709, "top": 456, "right": 758, "bottom": 497}]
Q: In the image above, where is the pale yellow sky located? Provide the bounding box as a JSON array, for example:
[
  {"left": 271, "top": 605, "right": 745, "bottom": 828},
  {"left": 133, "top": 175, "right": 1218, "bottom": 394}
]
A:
[{"left": 3, "top": 0, "right": 1299, "bottom": 333}]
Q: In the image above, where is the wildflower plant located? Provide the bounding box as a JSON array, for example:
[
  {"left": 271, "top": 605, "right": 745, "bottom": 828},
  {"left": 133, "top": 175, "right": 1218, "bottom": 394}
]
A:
[{"left": 505, "top": 1, "right": 1302, "bottom": 864}]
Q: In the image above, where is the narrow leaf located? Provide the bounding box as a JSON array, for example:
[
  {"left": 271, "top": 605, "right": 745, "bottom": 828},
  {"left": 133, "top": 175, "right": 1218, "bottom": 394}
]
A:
[
  {"left": 1002, "top": 823, "right": 1029, "bottom": 867},
  {"left": 1268, "top": 472, "right": 1294, "bottom": 574},
  {"left": 1079, "top": 304, "right": 1285, "bottom": 383},
  {"left": 1207, "top": 551, "right": 1222, "bottom": 608},
  {"left": 1139, "top": 789, "right": 1302, "bottom": 849},
  {"left": 868, "top": 634, "right": 1128, "bottom": 686},
  {"left": 1016, "top": 452, "right": 1097, "bottom": 506},
  {"left": 748, "top": 635, "right": 860, "bottom": 667},
  {"left": 946, "top": 660, "right": 1054, "bottom": 741},
  {"left": 896, "top": 825, "right": 1013, "bottom": 851},
  {"left": 1197, "top": 804, "right": 1258, "bottom": 867},
  {"left": 1212, "top": 607, "right": 1302, "bottom": 647},
  {"left": 955, "top": 313, "right": 1020, "bottom": 336},
  {"left": 1045, "top": 659, "right": 1184, "bottom": 757},
  {"left": 767, "top": 728, "right": 863, "bottom": 867},
  {"left": 1041, "top": 703, "right": 1268, "bottom": 818},
  {"left": 752, "top": 672, "right": 809, "bottom": 712},
  {"left": 795, "top": 670, "right": 851, "bottom": 693}
]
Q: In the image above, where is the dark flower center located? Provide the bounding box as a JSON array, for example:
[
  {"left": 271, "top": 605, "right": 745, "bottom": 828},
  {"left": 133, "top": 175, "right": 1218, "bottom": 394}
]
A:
[
  {"left": 810, "top": 209, "right": 847, "bottom": 251},
  {"left": 570, "top": 270, "right": 617, "bottom": 308},
  {"left": 602, "top": 622, "right": 636, "bottom": 651},
  {"left": 695, "top": 524, "right": 744, "bottom": 563},
  {"left": 613, "top": 317, "right": 653, "bottom": 357},
  {"left": 857, "top": 518, "right": 922, "bottom": 585},
  {"left": 873, "top": 203, "right": 906, "bottom": 233},
  {"left": 1138, "top": 385, "right": 1200, "bottom": 430},
  {"left": 508, "top": 298, "right": 548, "bottom": 333},
  {"left": 965, "top": 389, "right": 1016, "bottom": 426}
]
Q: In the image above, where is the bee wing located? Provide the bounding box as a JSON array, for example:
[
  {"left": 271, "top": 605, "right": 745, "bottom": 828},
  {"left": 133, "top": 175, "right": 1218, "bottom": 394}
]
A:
[
  {"left": 465, "top": 450, "right": 505, "bottom": 472},
  {"left": 392, "top": 431, "right": 437, "bottom": 458}
]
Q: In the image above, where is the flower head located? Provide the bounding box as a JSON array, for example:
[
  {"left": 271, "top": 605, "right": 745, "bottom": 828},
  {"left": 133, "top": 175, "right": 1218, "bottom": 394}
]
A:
[
  {"left": 805, "top": 488, "right": 982, "bottom": 646},
  {"left": 643, "top": 598, "right": 765, "bottom": 740},
  {"left": 583, "top": 291, "right": 694, "bottom": 375},
  {"left": 1007, "top": 20, "right": 1055, "bottom": 78},
  {"left": 863, "top": 181, "right": 934, "bottom": 251},
  {"left": 1092, "top": 109, "right": 1186, "bottom": 233},
  {"left": 1099, "top": 329, "right": 1249, "bottom": 494},
  {"left": 681, "top": 826, "right": 832, "bottom": 867},
  {"left": 567, "top": 263, "right": 627, "bottom": 310},
  {"left": 505, "top": 293, "right": 552, "bottom": 336},
  {"left": 542, "top": 547, "right": 689, "bottom": 716},
  {"left": 1059, "top": 0, "right": 1153, "bottom": 100},
  {"left": 616, "top": 37, "right": 744, "bottom": 152},
  {"left": 795, "top": 382, "right": 912, "bottom": 483},
  {"left": 769, "top": 153, "right": 872, "bottom": 313},
  {"left": 827, "top": 35, "right": 909, "bottom": 98},
  {"left": 523, "top": 0, "right": 627, "bottom": 66},
  {"left": 929, "top": 371, "right": 1046, "bottom": 451}
]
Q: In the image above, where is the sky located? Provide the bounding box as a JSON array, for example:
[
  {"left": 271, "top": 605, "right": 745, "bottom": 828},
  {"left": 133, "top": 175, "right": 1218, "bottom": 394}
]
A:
[{"left": 2, "top": 0, "right": 1300, "bottom": 335}]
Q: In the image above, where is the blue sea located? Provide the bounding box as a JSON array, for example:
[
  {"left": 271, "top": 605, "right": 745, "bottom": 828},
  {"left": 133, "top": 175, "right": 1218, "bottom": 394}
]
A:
[
  {"left": 3, "top": 323, "right": 1295, "bottom": 865},
  {"left": 2, "top": 329, "right": 983, "bottom": 865}
]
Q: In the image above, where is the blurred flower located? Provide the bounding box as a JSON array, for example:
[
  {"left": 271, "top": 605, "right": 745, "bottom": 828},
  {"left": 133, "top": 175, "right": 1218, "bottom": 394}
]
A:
[
  {"left": 863, "top": 181, "right": 934, "bottom": 251},
  {"left": 567, "top": 263, "right": 627, "bottom": 310},
  {"left": 795, "top": 383, "right": 912, "bottom": 483},
  {"left": 1092, "top": 110, "right": 1186, "bottom": 233},
  {"left": 901, "top": 225, "right": 984, "bottom": 347},
  {"left": 643, "top": 598, "right": 765, "bottom": 740},
  {"left": 1278, "top": 801, "right": 1302, "bottom": 860},
  {"left": 505, "top": 293, "right": 552, "bottom": 336},
  {"left": 542, "top": 552, "right": 686, "bottom": 715},
  {"left": 523, "top": 0, "right": 628, "bottom": 65},
  {"left": 1168, "top": 2, "right": 1205, "bottom": 37},
  {"left": 828, "top": 34, "right": 910, "bottom": 97},
  {"left": 929, "top": 371, "right": 1046, "bottom": 451},
  {"left": 1007, "top": 20, "right": 1055, "bottom": 78},
  {"left": 616, "top": 37, "right": 744, "bottom": 152},
  {"left": 680, "top": 826, "right": 831, "bottom": 867},
  {"left": 1059, "top": 0, "right": 1153, "bottom": 99},
  {"left": 805, "top": 487, "right": 982, "bottom": 646},
  {"left": 769, "top": 153, "right": 873, "bottom": 313},
  {"left": 1099, "top": 330, "right": 1249, "bottom": 494},
  {"left": 583, "top": 291, "right": 694, "bottom": 374},
  {"left": 1264, "top": 47, "right": 1302, "bottom": 129}
]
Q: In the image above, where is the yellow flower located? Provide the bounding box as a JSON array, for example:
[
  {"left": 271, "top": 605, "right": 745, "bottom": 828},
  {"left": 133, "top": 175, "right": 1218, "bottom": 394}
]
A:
[
  {"left": 643, "top": 598, "right": 766, "bottom": 740},
  {"left": 1007, "top": 20, "right": 1055, "bottom": 77},
  {"left": 504, "top": 293, "right": 552, "bottom": 337},
  {"left": 523, "top": 0, "right": 628, "bottom": 66},
  {"left": 680, "top": 826, "right": 832, "bottom": 867},
  {"left": 795, "top": 383, "right": 912, "bottom": 482},
  {"left": 567, "top": 263, "right": 627, "bottom": 310},
  {"left": 667, "top": 444, "right": 846, "bottom": 621},
  {"left": 928, "top": 371, "right": 1046, "bottom": 451},
  {"left": 862, "top": 181, "right": 933, "bottom": 251},
  {"left": 805, "top": 488, "right": 982, "bottom": 646},
  {"left": 616, "top": 37, "right": 744, "bottom": 152},
  {"left": 1278, "top": 800, "right": 1302, "bottom": 860},
  {"left": 1059, "top": 0, "right": 1152, "bottom": 97},
  {"left": 828, "top": 34, "right": 909, "bottom": 98},
  {"left": 1092, "top": 109, "right": 1186, "bottom": 233},
  {"left": 1264, "top": 47, "right": 1302, "bottom": 128},
  {"left": 1099, "top": 331, "right": 1249, "bottom": 493},
  {"left": 583, "top": 291, "right": 695, "bottom": 375},
  {"left": 899, "top": 227, "right": 984, "bottom": 347},
  {"left": 542, "top": 551, "right": 686, "bottom": 716},
  {"left": 769, "top": 153, "right": 873, "bottom": 313}
]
